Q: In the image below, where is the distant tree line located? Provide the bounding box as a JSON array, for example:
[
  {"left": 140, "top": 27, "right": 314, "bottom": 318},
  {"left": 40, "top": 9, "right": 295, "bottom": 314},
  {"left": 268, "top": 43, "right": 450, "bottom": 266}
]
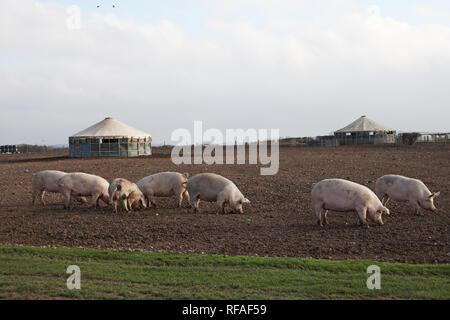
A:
[
  {"left": 279, "top": 137, "right": 314, "bottom": 146},
  {"left": 16, "top": 144, "right": 69, "bottom": 153}
]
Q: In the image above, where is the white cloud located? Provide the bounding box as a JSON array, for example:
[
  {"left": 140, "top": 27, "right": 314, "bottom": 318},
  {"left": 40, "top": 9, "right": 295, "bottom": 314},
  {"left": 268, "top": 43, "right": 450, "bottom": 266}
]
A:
[
  {"left": 413, "top": 5, "right": 450, "bottom": 25},
  {"left": 0, "top": 0, "right": 449, "bottom": 144}
]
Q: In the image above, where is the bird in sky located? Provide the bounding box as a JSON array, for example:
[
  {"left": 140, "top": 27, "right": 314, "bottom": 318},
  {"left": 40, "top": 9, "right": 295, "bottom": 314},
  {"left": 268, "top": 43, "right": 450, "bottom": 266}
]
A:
[{"left": 96, "top": 4, "right": 117, "bottom": 8}]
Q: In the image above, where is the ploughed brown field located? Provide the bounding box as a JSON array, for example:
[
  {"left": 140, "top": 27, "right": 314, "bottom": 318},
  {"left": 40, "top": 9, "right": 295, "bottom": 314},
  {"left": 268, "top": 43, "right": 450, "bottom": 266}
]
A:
[{"left": 0, "top": 144, "right": 449, "bottom": 263}]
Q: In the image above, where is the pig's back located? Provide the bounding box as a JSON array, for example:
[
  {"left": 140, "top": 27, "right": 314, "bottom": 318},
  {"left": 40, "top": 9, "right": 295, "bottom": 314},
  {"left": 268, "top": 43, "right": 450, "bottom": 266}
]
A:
[
  {"left": 33, "top": 170, "right": 66, "bottom": 192},
  {"left": 381, "top": 175, "right": 429, "bottom": 199},
  {"left": 187, "top": 173, "right": 231, "bottom": 199},
  {"left": 137, "top": 172, "right": 184, "bottom": 194},
  {"left": 61, "top": 172, "right": 109, "bottom": 190},
  {"left": 312, "top": 179, "right": 373, "bottom": 211}
]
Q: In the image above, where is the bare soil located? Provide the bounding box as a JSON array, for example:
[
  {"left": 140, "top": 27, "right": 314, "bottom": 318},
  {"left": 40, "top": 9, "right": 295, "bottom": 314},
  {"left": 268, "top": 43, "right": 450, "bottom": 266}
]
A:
[{"left": 0, "top": 144, "right": 449, "bottom": 263}]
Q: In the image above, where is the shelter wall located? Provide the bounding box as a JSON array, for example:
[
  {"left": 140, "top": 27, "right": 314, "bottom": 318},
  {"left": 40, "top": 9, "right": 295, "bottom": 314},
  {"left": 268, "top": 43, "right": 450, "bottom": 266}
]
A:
[
  {"left": 69, "top": 137, "right": 151, "bottom": 158},
  {"left": 335, "top": 132, "right": 396, "bottom": 145}
]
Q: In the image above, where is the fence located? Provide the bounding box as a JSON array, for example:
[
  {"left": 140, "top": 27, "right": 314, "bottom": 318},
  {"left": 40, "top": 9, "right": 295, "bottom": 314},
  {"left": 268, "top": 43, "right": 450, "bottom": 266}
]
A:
[{"left": 69, "top": 137, "right": 152, "bottom": 158}]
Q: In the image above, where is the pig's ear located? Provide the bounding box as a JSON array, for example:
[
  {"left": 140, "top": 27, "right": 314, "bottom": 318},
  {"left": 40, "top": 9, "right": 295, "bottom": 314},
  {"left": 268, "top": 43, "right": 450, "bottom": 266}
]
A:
[
  {"left": 243, "top": 198, "right": 250, "bottom": 204},
  {"left": 429, "top": 192, "right": 440, "bottom": 199}
]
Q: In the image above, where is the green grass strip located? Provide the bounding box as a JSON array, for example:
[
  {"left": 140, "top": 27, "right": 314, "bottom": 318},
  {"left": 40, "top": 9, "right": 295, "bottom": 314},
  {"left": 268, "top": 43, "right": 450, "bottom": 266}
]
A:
[{"left": 0, "top": 245, "right": 448, "bottom": 300}]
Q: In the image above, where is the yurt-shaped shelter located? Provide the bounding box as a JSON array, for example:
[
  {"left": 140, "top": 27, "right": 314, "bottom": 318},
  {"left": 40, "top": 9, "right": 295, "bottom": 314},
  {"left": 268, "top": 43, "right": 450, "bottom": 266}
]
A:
[
  {"left": 69, "top": 117, "right": 151, "bottom": 158},
  {"left": 334, "top": 115, "right": 396, "bottom": 145}
]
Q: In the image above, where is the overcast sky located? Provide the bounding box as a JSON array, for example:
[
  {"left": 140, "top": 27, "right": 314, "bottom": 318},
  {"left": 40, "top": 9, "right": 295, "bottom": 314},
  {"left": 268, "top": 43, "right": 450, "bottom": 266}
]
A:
[{"left": 1, "top": 0, "right": 450, "bottom": 145}]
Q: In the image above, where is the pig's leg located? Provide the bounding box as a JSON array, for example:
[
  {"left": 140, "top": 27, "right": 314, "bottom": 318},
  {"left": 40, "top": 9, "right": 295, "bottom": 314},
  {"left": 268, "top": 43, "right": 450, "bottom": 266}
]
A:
[
  {"left": 322, "top": 210, "right": 329, "bottom": 225},
  {"left": 123, "top": 198, "right": 130, "bottom": 212},
  {"left": 383, "top": 196, "right": 390, "bottom": 206},
  {"left": 141, "top": 187, "right": 154, "bottom": 208},
  {"left": 314, "top": 203, "right": 324, "bottom": 226},
  {"left": 221, "top": 201, "right": 227, "bottom": 214},
  {"left": 356, "top": 207, "right": 369, "bottom": 228},
  {"left": 142, "top": 194, "right": 150, "bottom": 208},
  {"left": 193, "top": 195, "right": 201, "bottom": 213},
  {"left": 61, "top": 195, "right": 70, "bottom": 210},
  {"left": 113, "top": 200, "right": 118, "bottom": 213},
  {"left": 31, "top": 188, "right": 40, "bottom": 206},
  {"left": 183, "top": 190, "right": 192, "bottom": 208},
  {"left": 96, "top": 194, "right": 110, "bottom": 208},
  {"left": 122, "top": 197, "right": 129, "bottom": 212},
  {"left": 40, "top": 190, "right": 46, "bottom": 206},
  {"left": 218, "top": 200, "right": 227, "bottom": 215},
  {"left": 217, "top": 193, "right": 227, "bottom": 214},
  {"left": 411, "top": 200, "right": 422, "bottom": 215},
  {"left": 101, "top": 194, "right": 110, "bottom": 207},
  {"left": 61, "top": 190, "right": 71, "bottom": 210},
  {"left": 146, "top": 190, "right": 157, "bottom": 208},
  {"left": 177, "top": 192, "right": 183, "bottom": 208},
  {"left": 91, "top": 193, "right": 101, "bottom": 208},
  {"left": 187, "top": 191, "right": 197, "bottom": 212},
  {"left": 172, "top": 186, "right": 183, "bottom": 208}
]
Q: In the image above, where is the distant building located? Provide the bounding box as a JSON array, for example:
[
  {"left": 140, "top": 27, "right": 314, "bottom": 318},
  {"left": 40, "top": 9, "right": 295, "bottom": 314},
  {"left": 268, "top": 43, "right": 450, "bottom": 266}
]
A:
[
  {"left": 69, "top": 117, "right": 152, "bottom": 158},
  {"left": 315, "top": 135, "right": 338, "bottom": 147},
  {"left": 417, "top": 133, "right": 450, "bottom": 142},
  {"left": 0, "top": 145, "right": 19, "bottom": 154},
  {"left": 334, "top": 115, "right": 396, "bottom": 145}
]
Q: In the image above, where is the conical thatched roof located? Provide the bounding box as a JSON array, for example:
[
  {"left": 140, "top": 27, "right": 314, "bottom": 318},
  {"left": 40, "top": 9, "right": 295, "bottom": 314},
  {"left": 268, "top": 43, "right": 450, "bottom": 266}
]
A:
[
  {"left": 335, "top": 116, "right": 395, "bottom": 133},
  {"left": 70, "top": 117, "right": 151, "bottom": 139}
]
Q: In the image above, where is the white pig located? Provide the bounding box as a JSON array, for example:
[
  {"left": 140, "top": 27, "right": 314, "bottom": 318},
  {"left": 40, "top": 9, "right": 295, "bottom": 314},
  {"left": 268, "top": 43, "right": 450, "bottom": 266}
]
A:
[
  {"left": 32, "top": 170, "right": 87, "bottom": 206},
  {"left": 57, "top": 172, "right": 110, "bottom": 209},
  {"left": 375, "top": 175, "right": 440, "bottom": 215},
  {"left": 186, "top": 173, "right": 250, "bottom": 214},
  {"left": 136, "top": 172, "right": 191, "bottom": 208},
  {"left": 108, "top": 178, "right": 146, "bottom": 213},
  {"left": 311, "top": 179, "right": 389, "bottom": 227}
]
